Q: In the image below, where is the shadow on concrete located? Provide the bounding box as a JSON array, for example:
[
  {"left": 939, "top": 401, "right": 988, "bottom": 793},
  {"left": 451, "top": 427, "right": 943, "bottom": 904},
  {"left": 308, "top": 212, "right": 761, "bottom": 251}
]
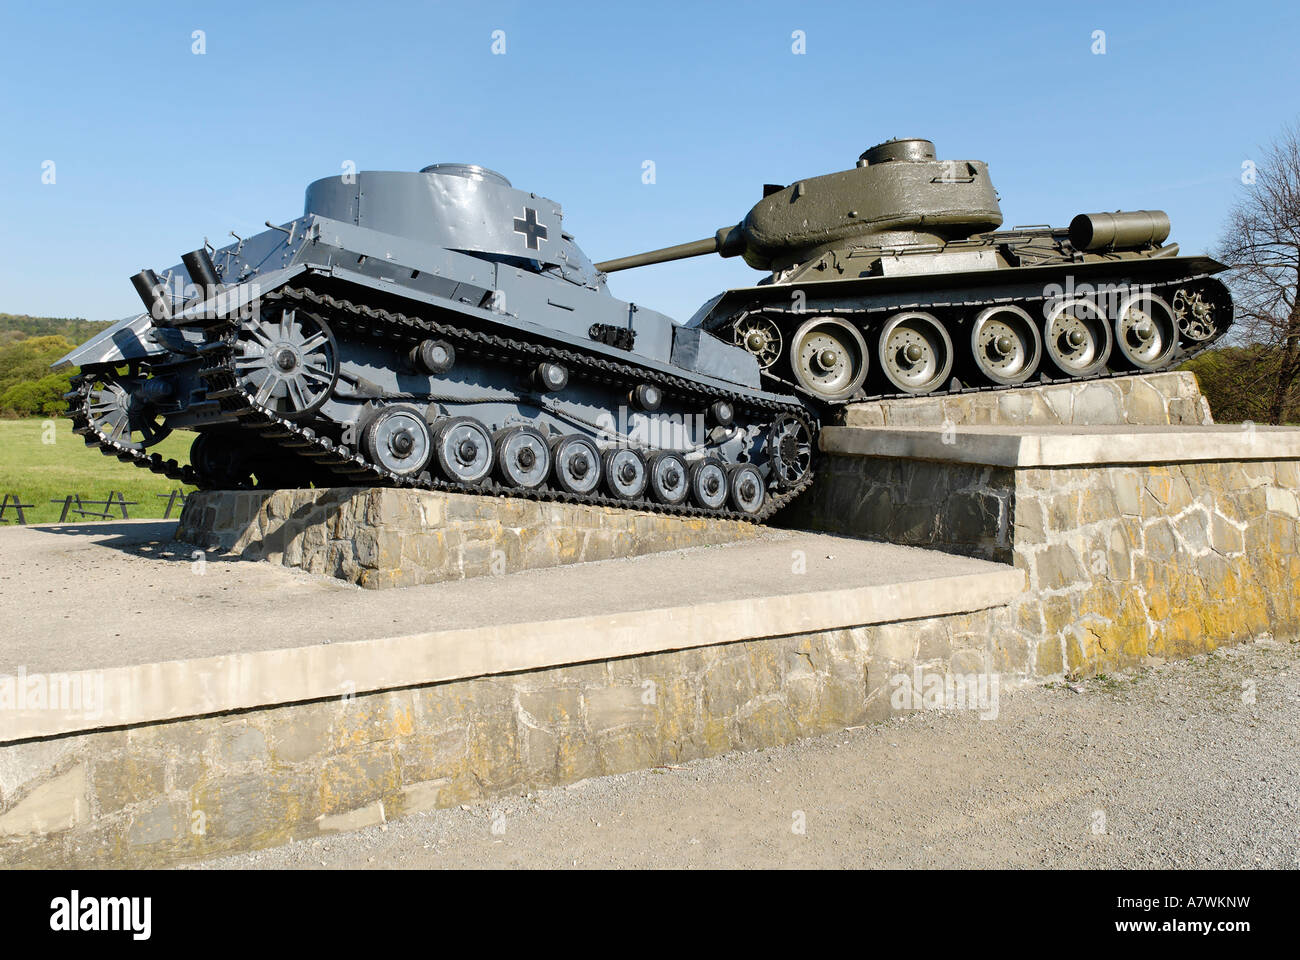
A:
[{"left": 24, "top": 521, "right": 247, "bottom": 566}]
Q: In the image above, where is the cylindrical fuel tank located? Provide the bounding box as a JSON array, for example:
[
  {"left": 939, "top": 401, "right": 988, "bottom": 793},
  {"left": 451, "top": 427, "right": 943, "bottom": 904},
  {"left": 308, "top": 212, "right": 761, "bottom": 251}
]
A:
[{"left": 1068, "top": 210, "right": 1171, "bottom": 251}]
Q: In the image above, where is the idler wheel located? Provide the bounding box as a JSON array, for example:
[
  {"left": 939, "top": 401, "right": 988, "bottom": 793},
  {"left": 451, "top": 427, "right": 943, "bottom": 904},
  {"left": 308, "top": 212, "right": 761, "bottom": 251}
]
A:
[
  {"left": 688, "top": 457, "right": 729, "bottom": 510},
  {"left": 876, "top": 311, "right": 954, "bottom": 395},
  {"left": 85, "top": 374, "right": 172, "bottom": 451},
  {"left": 550, "top": 435, "right": 602, "bottom": 495},
  {"left": 732, "top": 315, "right": 782, "bottom": 369},
  {"left": 727, "top": 463, "right": 766, "bottom": 515},
  {"left": 646, "top": 451, "right": 689, "bottom": 505},
  {"left": 493, "top": 425, "right": 551, "bottom": 489},
  {"left": 364, "top": 404, "right": 432, "bottom": 477},
  {"left": 601, "top": 447, "right": 648, "bottom": 500},
  {"left": 1043, "top": 298, "right": 1112, "bottom": 378},
  {"left": 433, "top": 416, "right": 494, "bottom": 484}
]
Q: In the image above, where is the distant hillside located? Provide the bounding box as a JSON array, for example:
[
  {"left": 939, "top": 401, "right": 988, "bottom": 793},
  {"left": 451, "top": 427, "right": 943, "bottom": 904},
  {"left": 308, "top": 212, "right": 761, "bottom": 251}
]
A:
[
  {"left": 0, "top": 313, "right": 110, "bottom": 347},
  {"left": 0, "top": 314, "right": 111, "bottom": 416}
]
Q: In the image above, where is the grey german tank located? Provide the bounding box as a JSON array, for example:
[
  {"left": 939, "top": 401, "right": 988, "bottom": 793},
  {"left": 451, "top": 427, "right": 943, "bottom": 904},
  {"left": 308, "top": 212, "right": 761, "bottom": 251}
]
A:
[
  {"left": 596, "top": 138, "right": 1234, "bottom": 402},
  {"left": 53, "top": 163, "right": 815, "bottom": 519}
]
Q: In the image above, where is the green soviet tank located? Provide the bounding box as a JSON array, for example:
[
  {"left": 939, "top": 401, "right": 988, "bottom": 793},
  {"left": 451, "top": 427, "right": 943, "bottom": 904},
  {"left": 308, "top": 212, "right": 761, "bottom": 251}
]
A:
[{"left": 596, "top": 138, "right": 1233, "bottom": 402}]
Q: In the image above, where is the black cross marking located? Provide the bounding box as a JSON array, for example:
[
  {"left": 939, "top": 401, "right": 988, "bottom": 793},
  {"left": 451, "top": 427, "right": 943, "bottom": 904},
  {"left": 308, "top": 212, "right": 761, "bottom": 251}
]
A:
[{"left": 513, "top": 206, "right": 548, "bottom": 250}]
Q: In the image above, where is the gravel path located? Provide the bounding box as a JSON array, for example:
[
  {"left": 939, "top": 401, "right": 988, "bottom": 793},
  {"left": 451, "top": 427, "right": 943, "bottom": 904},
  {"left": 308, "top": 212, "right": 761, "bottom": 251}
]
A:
[{"left": 199, "top": 639, "right": 1300, "bottom": 869}]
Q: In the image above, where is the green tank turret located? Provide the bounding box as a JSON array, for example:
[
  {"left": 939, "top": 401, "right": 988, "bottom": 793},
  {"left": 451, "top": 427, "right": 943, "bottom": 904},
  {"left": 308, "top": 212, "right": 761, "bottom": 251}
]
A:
[{"left": 597, "top": 138, "right": 1232, "bottom": 402}]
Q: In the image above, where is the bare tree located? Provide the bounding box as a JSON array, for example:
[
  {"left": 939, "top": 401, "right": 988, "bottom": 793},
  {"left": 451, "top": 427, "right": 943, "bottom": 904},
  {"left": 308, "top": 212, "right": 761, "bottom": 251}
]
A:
[{"left": 1217, "top": 122, "right": 1300, "bottom": 424}]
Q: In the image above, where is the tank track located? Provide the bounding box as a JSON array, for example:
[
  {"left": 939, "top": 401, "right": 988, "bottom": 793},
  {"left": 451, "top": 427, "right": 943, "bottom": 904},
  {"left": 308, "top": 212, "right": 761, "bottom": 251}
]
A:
[
  {"left": 734, "top": 271, "right": 1231, "bottom": 407},
  {"left": 67, "top": 285, "right": 815, "bottom": 524}
]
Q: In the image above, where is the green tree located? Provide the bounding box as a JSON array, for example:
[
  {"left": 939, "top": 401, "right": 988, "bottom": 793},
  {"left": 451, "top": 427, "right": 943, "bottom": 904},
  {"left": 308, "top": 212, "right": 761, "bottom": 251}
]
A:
[
  {"left": 0, "top": 335, "right": 77, "bottom": 416},
  {"left": 0, "top": 314, "right": 107, "bottom": 342},
  {"left": 1181, "top": 345, "right": 1297, "bottom": 424}
]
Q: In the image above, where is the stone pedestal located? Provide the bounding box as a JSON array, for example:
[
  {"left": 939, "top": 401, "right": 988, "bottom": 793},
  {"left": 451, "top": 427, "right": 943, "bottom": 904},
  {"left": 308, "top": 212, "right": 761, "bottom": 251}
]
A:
[
  {"left": 178, "top": 486, "right": 760, "bottom": 589},
  {"left": 789, "top": 417, "right": 1300, "bottom": 676},
  {"left": 8, "top": 372, "right": 1293, "bottom": 868}
]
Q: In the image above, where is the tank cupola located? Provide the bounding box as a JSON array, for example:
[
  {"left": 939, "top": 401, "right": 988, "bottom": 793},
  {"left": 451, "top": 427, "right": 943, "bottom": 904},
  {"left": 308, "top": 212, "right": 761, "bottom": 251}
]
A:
[{"left": 858, "top": 138, "right": 937, "bottom": 166}]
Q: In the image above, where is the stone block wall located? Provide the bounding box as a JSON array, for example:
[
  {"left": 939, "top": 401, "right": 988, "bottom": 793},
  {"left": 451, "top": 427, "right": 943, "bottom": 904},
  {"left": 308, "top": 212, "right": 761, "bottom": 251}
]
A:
[
  {"left": 1, "top": 606, "right": 1007, "bottom": 867},
  {"left": 178, "top": 487, "right": 759, "bottom": 589},
  {"left": 1015, "top": 460, "right": 1300, "bottom": 676},
  {"left": 791, "top": 455, "right": 1300, "bottom": 677},
  {"left": 842, "top": 370, "right": 1213, "bottom": 428},
  {"left": 788, "top": 456, "right": 1016, "bottom": 563}
]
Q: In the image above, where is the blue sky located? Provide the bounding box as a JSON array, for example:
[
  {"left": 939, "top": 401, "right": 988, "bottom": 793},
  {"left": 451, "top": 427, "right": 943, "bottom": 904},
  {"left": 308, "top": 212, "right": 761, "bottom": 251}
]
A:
[{"left": 2, "top": 0, "right": 1297, "bottom": 325}]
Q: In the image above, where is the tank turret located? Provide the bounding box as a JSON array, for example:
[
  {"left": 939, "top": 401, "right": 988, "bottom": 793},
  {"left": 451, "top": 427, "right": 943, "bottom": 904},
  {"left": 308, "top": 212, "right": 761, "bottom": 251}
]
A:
[{"left": 597, "top": 138, "right": 1002, "bottom": 277}]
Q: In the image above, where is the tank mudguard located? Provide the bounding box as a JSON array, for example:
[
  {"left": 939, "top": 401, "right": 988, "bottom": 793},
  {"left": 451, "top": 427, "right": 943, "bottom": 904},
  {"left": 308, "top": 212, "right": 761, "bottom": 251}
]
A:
[{"left": 51, "top": 312, "right": 162, "bottom": 371}]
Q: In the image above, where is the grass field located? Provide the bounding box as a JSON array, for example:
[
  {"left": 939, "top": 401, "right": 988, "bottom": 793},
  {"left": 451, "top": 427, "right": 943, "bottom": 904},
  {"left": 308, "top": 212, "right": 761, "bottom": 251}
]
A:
[{"left": 0, "top": 418, "right": 194, "bottom": 524}]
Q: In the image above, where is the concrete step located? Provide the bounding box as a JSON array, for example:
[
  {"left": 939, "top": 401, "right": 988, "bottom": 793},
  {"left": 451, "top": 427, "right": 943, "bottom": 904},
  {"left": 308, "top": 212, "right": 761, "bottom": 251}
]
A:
[{"left": 0, "top": 520, "right": 1021, "bottom": 742}]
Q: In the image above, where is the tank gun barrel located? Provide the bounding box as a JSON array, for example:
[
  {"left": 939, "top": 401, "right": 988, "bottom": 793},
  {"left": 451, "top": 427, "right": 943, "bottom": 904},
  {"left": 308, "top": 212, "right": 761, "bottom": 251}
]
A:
[{"left": 595, "top": 227, "right": 742, "bottom": 273}]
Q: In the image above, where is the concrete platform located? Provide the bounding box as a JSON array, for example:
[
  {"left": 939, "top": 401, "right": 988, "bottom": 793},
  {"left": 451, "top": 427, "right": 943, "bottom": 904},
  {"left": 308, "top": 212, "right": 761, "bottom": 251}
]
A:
[
  {"left": 0, "top": 520, "right": 1022, "bottom": 742},
  {"left": 841, "top": 370, "right": 1213, "bottom": 428},
  {"left": 822, "top": 423, "right": 1300, "bottom": 468}
]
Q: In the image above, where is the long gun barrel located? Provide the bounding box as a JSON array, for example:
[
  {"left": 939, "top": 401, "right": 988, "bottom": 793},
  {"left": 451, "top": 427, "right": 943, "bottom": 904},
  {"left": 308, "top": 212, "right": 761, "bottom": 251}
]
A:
[{"left": 595, "top": 226, "right": 743, "bottom": 273}]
